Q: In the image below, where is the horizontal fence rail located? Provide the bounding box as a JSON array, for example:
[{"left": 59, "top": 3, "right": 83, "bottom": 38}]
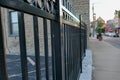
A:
[
  {"left": 0, "top": 0, "right": 58, "bottom": 20},
  {"left": 0, "top": 0, "right": 87, "bottom": 80}
]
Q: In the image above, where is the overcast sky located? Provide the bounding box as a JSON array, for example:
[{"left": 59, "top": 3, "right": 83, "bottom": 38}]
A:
[{"left": 90, "top": 0, "right": 120, "bottom": 22}]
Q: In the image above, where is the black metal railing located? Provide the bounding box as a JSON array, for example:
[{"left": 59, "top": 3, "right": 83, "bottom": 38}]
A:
[
  {"left": 0, "top": 0, "right": 87, "bottom": 80},
  {"left": 61, "top": 23, "right": 87, "bottom": 80},
  {"left": 62, "top": 24, "right": 81, "bottom": 80}
]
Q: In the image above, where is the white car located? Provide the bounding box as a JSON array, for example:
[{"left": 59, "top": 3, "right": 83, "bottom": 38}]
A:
[{"left": 105, "top": 32, "right": 115, "bottom": 37}]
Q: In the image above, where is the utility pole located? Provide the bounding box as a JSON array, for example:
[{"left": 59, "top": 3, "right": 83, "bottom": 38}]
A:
[{"left": 92, "top": 3, "right": 96, "bottom": 37}]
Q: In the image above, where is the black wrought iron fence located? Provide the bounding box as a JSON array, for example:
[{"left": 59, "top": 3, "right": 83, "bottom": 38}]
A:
[
  {"left": 62, "top": 24, "right": 81, "bottom": 80},
  {"left": 0, "top": 0, "right": 87, "bottom": 80},
  {"left": 81, "top": 28, "right": 86, "bottom": 59}
]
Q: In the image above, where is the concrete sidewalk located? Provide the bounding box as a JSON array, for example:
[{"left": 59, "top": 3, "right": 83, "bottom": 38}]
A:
[
  {"left": 90, "top": 38, "right": 120, "bottom": 80},
  {"left": 79, "top": 49, "right": 92, "bottom": 80}
]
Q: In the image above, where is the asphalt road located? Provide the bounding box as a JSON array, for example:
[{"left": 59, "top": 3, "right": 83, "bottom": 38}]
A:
[
  {"left": 104, "top": 37, "right": 120, "bottom": 49},
  {"left": 6, "top": 55, "right": 53, "bottom": 80}
]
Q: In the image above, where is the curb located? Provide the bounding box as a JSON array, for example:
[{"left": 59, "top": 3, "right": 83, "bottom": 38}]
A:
[{"left": 79, "top": 49, "right": 92, "bottom": 80}]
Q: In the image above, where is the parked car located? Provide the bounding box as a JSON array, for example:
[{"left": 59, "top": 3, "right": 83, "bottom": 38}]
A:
[
  {"left": 113, "top": 33, "right": 119, "bottom": 37},
  {"left": 105, "top": 32, "right": 115, "bottom": 37}
]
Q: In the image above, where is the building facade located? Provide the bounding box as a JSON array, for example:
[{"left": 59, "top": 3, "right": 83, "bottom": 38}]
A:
[
  {"left": 1, "top": 0, "right": 90, "bottom": 55},
  {"left": 1, "top": 8, "right": 51, "bottom": 56},
  {"left": 72, "top": 0, "right": 89, "bottom": 25},
  {"left": 113, "top": 10, "right": 120, "bottom": 33},
  {"left": 72, "top": 0, "right": 90, "bottom": 48}
]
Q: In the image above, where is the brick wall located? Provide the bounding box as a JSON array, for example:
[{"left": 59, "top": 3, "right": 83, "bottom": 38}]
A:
[
  {"left": 72, "top": 0, "right": 90, "bottom": 48},
  {"left": 1, "top": 8, "right": 52, "bottom": 56},
  {"left": 72, "top": 0, "right": 89, "bottom": 25}
]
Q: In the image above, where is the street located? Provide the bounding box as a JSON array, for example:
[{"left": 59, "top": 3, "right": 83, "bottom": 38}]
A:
[
  {"left": 6, "top": 55, "right": 53, "bottom": 80},
  {"left": 104, "top": 37, "right": 120, "bottom": 49}
]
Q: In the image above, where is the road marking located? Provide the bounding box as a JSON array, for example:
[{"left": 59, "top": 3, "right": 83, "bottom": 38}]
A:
[
  {"left": 9, "top": 74, "right": 21, "bottom": 78},
  {"left": 27, "top": 57, "right": 35, "bottom": 66}
]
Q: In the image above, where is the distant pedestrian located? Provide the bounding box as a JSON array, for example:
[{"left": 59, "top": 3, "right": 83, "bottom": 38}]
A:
[
  {"left": 89, "top": 33, "right": 92, "bottom": 37},
  {"left": 97, "top": 33, "right": 102, "bottom": 41}
]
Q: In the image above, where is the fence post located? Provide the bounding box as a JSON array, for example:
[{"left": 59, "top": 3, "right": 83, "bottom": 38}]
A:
[
  {"left": 0, "top": 7, "right": 8, "bottom": 80},
  {"left": 53, "top": 0, "right": 65, "bottom": 80},
  {"left": 53, "top": 21, "right": 63, "bottom": 80}
]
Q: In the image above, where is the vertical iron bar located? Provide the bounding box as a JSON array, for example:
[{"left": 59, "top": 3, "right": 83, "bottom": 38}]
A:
[
  {"left": 67, "top": 26, "right": 69, "bottom": 80},
  {"left": 85, "top": 28, "right": 87, "bottom": 49},
  {"left": 50, "top": 20, "right": 56, "bottom": 80},
  {"left": 33, "top": 16, "right": 41, "bottom": 80},
  {"left": 69, "top": 26, "right": 71, "bottom": 80},
  {"left": 81, "top": 29, "right": 84, "bottom": 59},
  {"left": 75, "top": 28, "right": 77, "bottom": 80},
  {"left": 44, "top": 0, "right": 47, "bottom": 11},
  {"left": 66, "top": 25, "right": 69, "bottom": 80},
  {"left": 0, "top": 7, "right": 8, "bottom": 80},
  {"left": 71, "top": 27, "right": 74, "bottom": 80},
  {"left": 69, "top": 26, "right": 72, "bottom": 80},
  {"left": 18, "top": 12, "right": 28, "bottom": 80},
  {"left": 71, "top": 27, "right": 73, "bottom": 80},
  {"left": 54, "top": 21, "right": 62, "bottom": 80},
  {"left": 78, "top": 28, "right": 80, "bottom": 75},
  {"left": 43, "top": 18, "right": 49, "bottom": 80},
  {"left": 79, "top": 15, "right": 82, "bottom": 73},
  {"left": 55, "top": 0, "right": 63, "bottom": 79},
  {"left": 84, "top": 29, "right": 86, "bottom": 54},
  {"left": 76, "top": 29, "right": 79, "bottom": 79},
  {"left": 84, "top": 29, "right": 86, "bottom": 56},
  {"left": 85, "top": 26, "right": 87, "bottom": 49},
  {"left": 64, "top": 24, "right": 67, "bottom": 80},
  {"left": 85, "top": 29, "right": 86, "bottom": 50}
]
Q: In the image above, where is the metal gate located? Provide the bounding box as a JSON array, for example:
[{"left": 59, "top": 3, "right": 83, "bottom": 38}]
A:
[{"left": 0, "top": 0, "right": 87, "bottom": 80}]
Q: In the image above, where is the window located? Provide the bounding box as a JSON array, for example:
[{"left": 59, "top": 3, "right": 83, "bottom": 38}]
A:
[{"left": 9, "top": 10, "right": 19, "bottom": 36}]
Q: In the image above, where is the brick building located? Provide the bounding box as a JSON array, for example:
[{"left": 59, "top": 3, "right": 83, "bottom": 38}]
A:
[
  {"left": 1, "top": 8, "right": 51, "bottom": 56},
  {"left": 1, "top": 0, "right": 90, "bottom": 55},
  {"left": 72, "top": 0, "right": 89, "bottom": 26},
  {"left": 72, "top": 0, "right": 90, "bottom": 47}
]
